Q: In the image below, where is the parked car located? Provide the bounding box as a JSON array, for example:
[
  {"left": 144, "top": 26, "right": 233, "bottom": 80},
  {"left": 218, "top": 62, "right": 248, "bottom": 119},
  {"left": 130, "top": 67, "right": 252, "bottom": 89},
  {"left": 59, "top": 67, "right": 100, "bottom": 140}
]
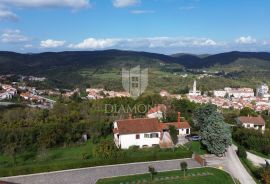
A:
[{"left": 185, "top": 134, "right": 201, "bottom": 141}]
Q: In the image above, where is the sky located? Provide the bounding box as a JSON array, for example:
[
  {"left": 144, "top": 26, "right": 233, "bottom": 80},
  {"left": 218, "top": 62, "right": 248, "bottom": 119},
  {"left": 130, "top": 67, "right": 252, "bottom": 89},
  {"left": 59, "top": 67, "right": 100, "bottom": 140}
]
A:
[{"left": 0, "top": 0, "right": 269, "bottom": 54}]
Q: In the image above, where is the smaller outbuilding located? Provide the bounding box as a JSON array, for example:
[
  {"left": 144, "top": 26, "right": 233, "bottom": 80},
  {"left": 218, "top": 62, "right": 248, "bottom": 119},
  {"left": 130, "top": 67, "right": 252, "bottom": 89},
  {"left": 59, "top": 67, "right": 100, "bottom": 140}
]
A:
[{"left": 236, "top": 116, "right": 266, "bottom": 132}]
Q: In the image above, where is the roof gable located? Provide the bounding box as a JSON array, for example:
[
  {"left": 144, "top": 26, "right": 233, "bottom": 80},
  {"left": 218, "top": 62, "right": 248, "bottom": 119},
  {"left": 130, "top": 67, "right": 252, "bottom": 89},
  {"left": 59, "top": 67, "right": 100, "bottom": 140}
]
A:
[{"left": 237, "top": 116, "right": 265, "bottom": 126}]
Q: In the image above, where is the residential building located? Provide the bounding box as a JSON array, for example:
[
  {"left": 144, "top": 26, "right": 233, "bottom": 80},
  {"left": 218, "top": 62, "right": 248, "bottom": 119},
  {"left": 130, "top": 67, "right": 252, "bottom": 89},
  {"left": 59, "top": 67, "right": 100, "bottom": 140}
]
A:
[
  {"left": 113, "top": 112, "right": 190, "bottom": 149},
  {"left": 160, "top": 90, "right": 169, "bottom": 97},
  {"left": 0, "top": 92, "right": 12, "bottom": 100},
  {"left": 213, "top": 90, "right": 227, "bottom": 97},
  {"left": 146, "top": 104, "right": 166, "bottom": 120},
  {"left": 236, "top": 116, "right": 266, "bottom": 131},
  {"left": 257, "top": 84, "right": 270, "bottom": 98},
  {"left": 0, "top": 84, "right": 17, "bottom": 100},
  {"left": 213, "top": 87, "right": 254, "bottom": 98}
]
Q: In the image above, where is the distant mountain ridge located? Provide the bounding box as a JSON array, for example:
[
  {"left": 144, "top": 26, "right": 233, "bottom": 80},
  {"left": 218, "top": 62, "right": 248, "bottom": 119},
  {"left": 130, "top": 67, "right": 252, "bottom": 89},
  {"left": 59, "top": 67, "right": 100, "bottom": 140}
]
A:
[{"left": 0, "top": 50, "right": 270, "bottom": 74}]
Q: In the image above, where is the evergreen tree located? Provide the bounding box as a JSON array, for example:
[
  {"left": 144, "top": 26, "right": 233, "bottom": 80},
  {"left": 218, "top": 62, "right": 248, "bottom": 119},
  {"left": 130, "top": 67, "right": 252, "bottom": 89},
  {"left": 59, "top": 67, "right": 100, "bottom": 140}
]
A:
[
  {"left": 193, "top": 104, "right": 218, "bottom": 129},
  {"left": 200, "top": 112, "right": 232, "bottom": 156}
]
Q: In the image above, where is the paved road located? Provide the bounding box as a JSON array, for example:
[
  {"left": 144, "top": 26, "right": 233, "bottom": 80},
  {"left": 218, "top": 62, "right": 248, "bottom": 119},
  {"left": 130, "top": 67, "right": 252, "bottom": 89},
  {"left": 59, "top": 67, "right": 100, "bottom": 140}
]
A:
[
  {"left": 1, "top": 159, "right": 200, "bottom": 184},
  {"left": 205, "top": 145, "right": 256, "bottom": 184},
  {"left": 247, "top": 151, "right": 266, "bottom": 167}
]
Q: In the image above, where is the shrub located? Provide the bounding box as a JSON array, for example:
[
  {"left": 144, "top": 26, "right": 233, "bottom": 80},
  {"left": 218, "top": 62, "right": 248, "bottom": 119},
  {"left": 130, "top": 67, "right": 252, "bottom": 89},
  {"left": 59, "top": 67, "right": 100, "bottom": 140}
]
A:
[
  {"left": 262, "top": 146, "right": 270, "bottom": 155},
  {"left": 82, "top": 152, "right": 90, "bottom": 160},
  {"left": 129, "top": 145, "right": 140, "bottom": 151},
  {"left": 261, "top": 167, "right": 270, "bottom": 184},
  {"left": 237, "top": 146, "right": 247, "bottom": 159},
  {"left": 93, "top": 139, "right": 119, "bottom": 159}
]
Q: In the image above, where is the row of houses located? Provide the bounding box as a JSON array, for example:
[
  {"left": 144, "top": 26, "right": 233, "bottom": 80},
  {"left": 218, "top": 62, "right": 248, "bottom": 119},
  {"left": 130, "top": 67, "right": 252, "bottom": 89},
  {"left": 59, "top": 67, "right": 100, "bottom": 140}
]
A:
[
  {"left": 20, "top": 92, "right": 56, "bottom": 108},
  {"left": 0, "top": 84, "right": 17, "bottom": 100},
  {"left": 188, "top": 95, "right": 270, "bottom": 111},
  {"left": 113, "top": 103, "right": 267, "bottom": 150},
  {"left": 86, "top": 88, "right": 130, "bottom": 100}
]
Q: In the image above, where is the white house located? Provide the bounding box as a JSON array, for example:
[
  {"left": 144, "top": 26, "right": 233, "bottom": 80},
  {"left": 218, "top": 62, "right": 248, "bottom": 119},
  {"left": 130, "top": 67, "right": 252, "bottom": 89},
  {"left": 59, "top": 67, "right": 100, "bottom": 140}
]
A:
[
  {"left": 257, "top": 84, "right": 270, "bottom": 98},
  {"left": 0, "top": 92, "right": 12, "bottom": 100},
  {"left": 213, "top": 87, "right": 254, "bottom": 98},
  {"left": 213, "top": 90, "right": 227, "bottom": 97},
  {"left": 0, "top": 84, "right": 17, "bottom": 100},
  {"left": 113, "top": 112, "right": 191, "bottom": 149},
  {"left": 146, "top": 104, "right": 167, "bottom": 120},
  {"left": 159, "top": 112, "right": 191, "bottom": 136},
  {"left": 236, "top": 116, "right": 266, "bottom": 132},
  {"left": 160, "top": 90, "right": 169, "bottom": 97}
]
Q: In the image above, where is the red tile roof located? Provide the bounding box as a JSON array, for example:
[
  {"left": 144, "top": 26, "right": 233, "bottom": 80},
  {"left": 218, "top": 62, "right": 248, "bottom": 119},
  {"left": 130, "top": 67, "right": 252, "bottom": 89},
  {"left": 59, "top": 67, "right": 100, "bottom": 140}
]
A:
[
  {"left": 115, "top": 118, "right": 160, "bottom": 134},
  {"left": 160, "top": 122, "right": 191, "bottom": 129},
  {"left": 114, "top": 117, "right": 191, "bottom": 135},
  {"left": 237, "top": 116, "right": 265, "bottom": 126}
]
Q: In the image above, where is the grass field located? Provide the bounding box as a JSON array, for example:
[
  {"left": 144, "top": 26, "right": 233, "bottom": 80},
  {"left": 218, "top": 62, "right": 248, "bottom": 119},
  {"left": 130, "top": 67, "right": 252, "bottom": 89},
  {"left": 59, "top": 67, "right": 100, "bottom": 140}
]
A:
[
  {"left": 97, "top": 167, "right": 235, "bottom": 184},
  {"left": 0, "top": 141, "right": 192, "bottom": 177}
]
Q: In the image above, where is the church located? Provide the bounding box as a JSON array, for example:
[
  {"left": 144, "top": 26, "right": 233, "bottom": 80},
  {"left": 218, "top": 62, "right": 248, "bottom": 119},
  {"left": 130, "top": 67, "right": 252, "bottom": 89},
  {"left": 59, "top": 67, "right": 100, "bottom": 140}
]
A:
[{"left": 188, "top": 80, "right": 201, "bottom": 96}]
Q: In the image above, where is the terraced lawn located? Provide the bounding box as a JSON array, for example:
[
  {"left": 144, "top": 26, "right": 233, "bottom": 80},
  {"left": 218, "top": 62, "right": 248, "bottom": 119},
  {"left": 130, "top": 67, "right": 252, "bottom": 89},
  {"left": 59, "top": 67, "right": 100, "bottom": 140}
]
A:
[{"left": 97, "top": 167, "right": 235, "bottom": 184}]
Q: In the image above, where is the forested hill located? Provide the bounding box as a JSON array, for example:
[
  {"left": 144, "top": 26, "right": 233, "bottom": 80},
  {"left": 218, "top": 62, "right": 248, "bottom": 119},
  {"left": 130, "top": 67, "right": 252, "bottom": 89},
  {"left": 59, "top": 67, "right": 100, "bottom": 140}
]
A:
[{"left": 1, "top": 50, "right": 270, "bottom": 74}]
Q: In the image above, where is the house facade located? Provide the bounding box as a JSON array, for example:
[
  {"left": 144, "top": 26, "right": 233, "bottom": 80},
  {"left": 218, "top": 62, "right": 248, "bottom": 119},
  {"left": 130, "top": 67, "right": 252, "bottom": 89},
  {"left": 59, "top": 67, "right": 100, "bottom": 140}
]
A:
[
  {"left": 236, "top": 116, "right": 266, "bottom": 131},
  {"left": 146, "top": 104, "right": 167, "bottom": 120},
  {"left": 113, "top": 112, "right": 191, "bottom": 149}
]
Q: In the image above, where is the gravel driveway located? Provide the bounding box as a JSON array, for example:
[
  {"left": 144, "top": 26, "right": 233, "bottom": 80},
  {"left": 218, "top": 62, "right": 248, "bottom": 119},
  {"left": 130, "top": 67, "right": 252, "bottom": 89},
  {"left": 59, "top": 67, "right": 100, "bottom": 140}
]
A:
[{"left": 0, "top": 158, "right": 200, "bottom": 184}]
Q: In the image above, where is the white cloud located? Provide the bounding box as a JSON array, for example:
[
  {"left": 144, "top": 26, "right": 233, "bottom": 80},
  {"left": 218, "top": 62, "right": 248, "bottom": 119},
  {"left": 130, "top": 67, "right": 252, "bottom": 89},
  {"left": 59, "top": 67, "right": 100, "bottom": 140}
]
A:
[
  {"left": 68, "top": 38, "right": 119, "bottom": 49},
  {"left": 262, "top": 41, "right": 270, "bottom": 45},
  {"left": 68, "top": 37, "right": 220, "bottom": 50},
  {"left": 0, "top": 0, "right": 90, "bottom": 9},
  {"left": 40, "top": 39, "right": 66, "bottom": 48},
  {"left": 235, "top": 36, "right": 257, "bottom": 44},
  {"left": 1, "top": 29, "right": 29, "bottom": 43},
  {"left": 113, "top": 0, "right": 140, "bottom": 8},
  {"left": 0, "top": 9, "right": 18, "bottom": 21},
  {"left": 131, "top": 10, "right": 154, "bottom": 14},
  {"left": 24, "top": 44, "right": 33, "bottom": 48}
]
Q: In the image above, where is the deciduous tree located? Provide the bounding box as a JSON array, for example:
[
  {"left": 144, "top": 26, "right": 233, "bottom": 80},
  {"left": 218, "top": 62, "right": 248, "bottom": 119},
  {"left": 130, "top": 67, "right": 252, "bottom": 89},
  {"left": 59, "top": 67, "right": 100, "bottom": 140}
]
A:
[{"left": 180, "top": 161, "right": 188, "bottom": 177}]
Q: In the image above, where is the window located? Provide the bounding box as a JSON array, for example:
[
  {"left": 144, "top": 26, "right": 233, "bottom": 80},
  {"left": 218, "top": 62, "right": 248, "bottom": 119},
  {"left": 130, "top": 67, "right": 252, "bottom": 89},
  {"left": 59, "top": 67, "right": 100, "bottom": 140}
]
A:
[
  {"left": 132, "top": 77, "right": 139, "bottom": 82},
  {"left": 150, "top": 133, "right": 159, "bottom": 138},
  {"left": 144, "top": 134, "right": 150, "bottom": 138},
  {"left": 136, "top": 134, "right": 140, "bottom": 139},
  {"left": 132, "top": 83, "right": 139, "bottom": 88},
  {"left": 131, "top": 76, "right": 139, "bottom": 88}
]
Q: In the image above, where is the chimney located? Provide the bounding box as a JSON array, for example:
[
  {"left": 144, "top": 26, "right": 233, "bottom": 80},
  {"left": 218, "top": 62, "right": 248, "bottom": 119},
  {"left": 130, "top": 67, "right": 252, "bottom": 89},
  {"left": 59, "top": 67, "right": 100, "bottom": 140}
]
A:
[{"left": 178, "top": 112, "right": 181, "bottom": 126}]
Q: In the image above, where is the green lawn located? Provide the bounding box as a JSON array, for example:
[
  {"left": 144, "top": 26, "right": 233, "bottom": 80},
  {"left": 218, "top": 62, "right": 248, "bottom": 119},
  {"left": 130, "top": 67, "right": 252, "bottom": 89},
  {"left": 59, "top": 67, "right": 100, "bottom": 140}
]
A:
[
  {"left": 185, "top": 141, "right": 207, "bottom": 155},
  {"left": 0, "top": 141, "right": 94, "bottom": 168},
  {"left": 97, "top": 167, "right": 235, "bottom": 184},
  {"left": 0, "top": 141, "right": 192, "bottom": 177}
]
